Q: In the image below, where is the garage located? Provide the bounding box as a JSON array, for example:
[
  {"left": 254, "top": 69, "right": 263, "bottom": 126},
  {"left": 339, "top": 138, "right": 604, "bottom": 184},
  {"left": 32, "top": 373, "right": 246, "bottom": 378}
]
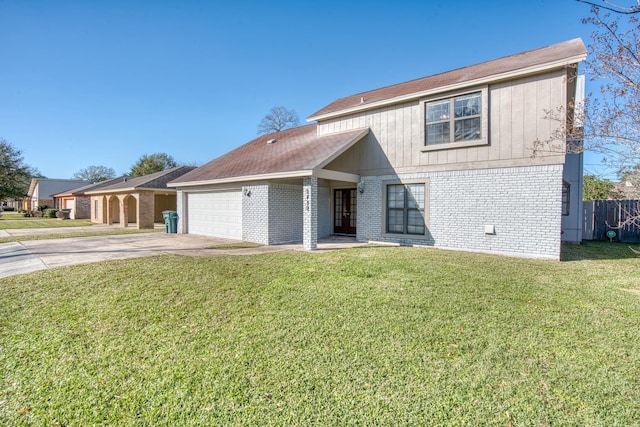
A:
[{"left": 186, "top": 190, "right": 242, "bottom": 239}]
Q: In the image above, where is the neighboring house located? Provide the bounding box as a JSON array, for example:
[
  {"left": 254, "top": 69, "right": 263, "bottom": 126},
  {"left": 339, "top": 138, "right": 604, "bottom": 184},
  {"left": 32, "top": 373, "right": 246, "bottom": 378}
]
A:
[
  {"left": 84, "top": 166, "right": 195, "bottom": 229},
  {"left": 612, "top": 180, "right": 638, "bottom": 200},
  {"left": 52, "top": 177, "right": 127, "bottom": 219},
  {"left": 26, "top": 178, "right": 91, "bottom": 212},
  {"left": 169, "top": 38, "right": 587, "bottom": 259},
  {"left": 2, "top": 198, "right": 24, "bottom": 210}
]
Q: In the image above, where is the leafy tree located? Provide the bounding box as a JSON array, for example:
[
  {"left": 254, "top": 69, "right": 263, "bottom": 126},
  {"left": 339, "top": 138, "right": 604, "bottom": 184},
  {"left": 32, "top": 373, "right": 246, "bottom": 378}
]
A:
[
  {"left": 583, "top": 174, "right": 619, "bottom": 200},
  {"left": 0, "top": 139, "right": 42, "bottom": 201},
  {"left": 72, "top": 165, "right": 116, "bottom": 182},
  {"left": 129, "top": 153, "right": 178, "bottom": 176},
  {"left": 257, "top": 106, "right": 300, "bottom": 135}
]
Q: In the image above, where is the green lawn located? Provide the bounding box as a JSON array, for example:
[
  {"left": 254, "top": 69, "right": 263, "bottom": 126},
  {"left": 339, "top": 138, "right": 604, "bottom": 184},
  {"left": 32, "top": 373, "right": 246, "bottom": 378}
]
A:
[
  {"left": 1, "top": 242, "right": 639, "bottom": 425},
  {"left": 0, "top": 215, "right": 93, "bottom": 229}
]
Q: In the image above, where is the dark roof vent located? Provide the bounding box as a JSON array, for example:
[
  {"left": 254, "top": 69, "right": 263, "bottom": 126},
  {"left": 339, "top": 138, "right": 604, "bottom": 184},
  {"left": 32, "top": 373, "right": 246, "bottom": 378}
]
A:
[{"left": 267, "top": 139, "right": 277, "bottom": 144}]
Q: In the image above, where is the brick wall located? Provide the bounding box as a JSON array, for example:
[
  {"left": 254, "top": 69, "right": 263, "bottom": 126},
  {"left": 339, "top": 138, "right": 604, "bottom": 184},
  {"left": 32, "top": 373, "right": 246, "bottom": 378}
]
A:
[
  {"left": 72, "top": 196, "right": 91, "bottom": 219},
  {"left": 242, "top": 184, "right": 270, "bottom": 244},
  {"left": 357, "top": 165, "right": 564, "bottom": 259},
  {"left": 269, "top": 183, "right": 303, "bottom": 244}
]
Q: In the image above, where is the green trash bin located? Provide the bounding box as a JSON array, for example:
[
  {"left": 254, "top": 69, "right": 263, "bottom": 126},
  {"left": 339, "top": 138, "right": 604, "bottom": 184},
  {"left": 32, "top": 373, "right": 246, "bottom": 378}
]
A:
[{"left": 162, "top": 210, "right": 178, "bottom": 233}]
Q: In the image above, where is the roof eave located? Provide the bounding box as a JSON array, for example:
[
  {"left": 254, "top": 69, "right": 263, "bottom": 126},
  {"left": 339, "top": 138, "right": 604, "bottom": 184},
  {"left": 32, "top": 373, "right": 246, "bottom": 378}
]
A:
[
  {"left": 84, "top": 187, "right": 137, "bottom": 195},
  {"left": 84, "top": 186, "right": 179, "bottom": 195},
  {"left": 169, "top": 170, "right": 316, "bottom": 188},
  {"left": 307, "top": 55, "right": 586, "bottom": 122}
]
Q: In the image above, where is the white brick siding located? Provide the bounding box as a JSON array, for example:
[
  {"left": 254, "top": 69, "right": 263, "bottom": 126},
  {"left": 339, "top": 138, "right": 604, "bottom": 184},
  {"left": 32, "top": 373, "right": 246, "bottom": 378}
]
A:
[
  {"left": 242, "top": 184, "right": 270, "bottom": 244},
  {"left": 357, "top": 165, "right": 564, "bottom": 259},
  {"left": 269, "top": 183, "right": 303, "bottom": 244}
]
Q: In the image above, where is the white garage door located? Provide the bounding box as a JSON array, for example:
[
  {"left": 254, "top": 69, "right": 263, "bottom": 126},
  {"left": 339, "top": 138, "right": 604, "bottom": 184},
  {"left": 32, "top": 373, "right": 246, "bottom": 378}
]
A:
[{"left": 187, "top": 191, "right": 242, "bottom": 239}]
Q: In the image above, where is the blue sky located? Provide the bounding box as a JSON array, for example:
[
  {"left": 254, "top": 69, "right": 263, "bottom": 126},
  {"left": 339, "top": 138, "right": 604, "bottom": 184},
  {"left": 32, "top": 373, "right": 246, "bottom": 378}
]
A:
[{"left": 0, "top": 0, "right": 610, "bottom": 179}]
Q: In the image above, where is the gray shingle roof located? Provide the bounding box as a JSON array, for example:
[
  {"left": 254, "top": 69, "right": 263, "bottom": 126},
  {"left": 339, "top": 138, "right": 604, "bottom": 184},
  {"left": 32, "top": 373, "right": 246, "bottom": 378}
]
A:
[
  {"left": 83, "top": 166, "right": 196, "bottom": 194},
  {"left": 54, "top": 176, "right": 129, "bottom": 196}
]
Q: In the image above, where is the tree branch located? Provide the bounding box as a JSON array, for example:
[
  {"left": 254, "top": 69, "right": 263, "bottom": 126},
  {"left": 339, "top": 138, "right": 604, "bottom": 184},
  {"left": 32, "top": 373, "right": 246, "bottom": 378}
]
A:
[{"left": 577, "top": 0, "right": 640, "bottom": 14}]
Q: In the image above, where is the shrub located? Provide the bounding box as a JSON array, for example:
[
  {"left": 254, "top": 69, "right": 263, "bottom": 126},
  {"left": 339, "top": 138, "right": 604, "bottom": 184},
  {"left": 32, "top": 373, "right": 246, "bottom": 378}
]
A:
[
  {"left": 44, "top": 208, "right": 58, "bottom": 218},
  {"left": 3, "top": 206, "right": 15, "bottom": 212}
]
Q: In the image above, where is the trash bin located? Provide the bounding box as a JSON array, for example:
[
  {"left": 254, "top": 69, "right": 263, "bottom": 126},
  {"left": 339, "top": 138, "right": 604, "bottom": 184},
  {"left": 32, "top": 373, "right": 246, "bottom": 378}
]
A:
[
  {"left": 59, "top": 209, "right": 72, "bottom": 219},
  {"left": 162, "top": 210, "right": 178, "bottom": 233}
]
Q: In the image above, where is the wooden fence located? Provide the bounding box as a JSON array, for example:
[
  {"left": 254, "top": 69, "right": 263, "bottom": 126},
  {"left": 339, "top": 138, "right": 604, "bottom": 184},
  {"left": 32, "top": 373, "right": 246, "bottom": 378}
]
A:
[{"left": 583, "top": 199, "right": 640, "bottom": 243}]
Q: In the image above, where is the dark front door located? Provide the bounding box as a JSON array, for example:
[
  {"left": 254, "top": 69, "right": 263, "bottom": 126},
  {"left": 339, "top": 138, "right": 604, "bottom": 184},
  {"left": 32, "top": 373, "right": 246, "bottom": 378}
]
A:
[{"left": 334, "top": 189, "right": 357, "bottom": 235}]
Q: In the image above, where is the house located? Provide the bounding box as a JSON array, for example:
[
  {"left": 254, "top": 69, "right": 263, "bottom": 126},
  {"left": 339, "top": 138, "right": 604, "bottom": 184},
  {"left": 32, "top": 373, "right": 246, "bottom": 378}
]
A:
[
  {"left": 169, "top": 38, "right": 587, "bottom": 259},
  {"left": 52, "top": 177, "right": 128, "bottom": 219},
  {"left": 612, "top": 180, "right": 638, "bottom": 200},
  {"left": 84, "top": 166, "right": 195, "bottom": 229},
  {"left": 26, "top": 178, "right": 91, "bottom": 212}
]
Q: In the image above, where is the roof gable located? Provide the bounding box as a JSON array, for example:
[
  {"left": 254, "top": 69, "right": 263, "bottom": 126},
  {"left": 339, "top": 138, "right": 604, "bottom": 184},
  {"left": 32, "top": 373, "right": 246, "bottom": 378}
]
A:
[{"left": 308, "top": 38, "right": 586, "bottom": 121}]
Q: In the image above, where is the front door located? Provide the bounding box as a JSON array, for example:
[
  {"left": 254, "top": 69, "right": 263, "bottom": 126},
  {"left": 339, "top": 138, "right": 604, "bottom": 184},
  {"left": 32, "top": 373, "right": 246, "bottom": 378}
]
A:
[{"left": 334, "top": 189, "right": 357, "bottom": 235}]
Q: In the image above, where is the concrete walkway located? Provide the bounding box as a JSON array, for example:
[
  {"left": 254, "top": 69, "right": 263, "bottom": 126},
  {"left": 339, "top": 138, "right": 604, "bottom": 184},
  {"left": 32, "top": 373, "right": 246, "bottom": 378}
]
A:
[{"left": 0, "top": 226, "right": 366, "bottom": 278}]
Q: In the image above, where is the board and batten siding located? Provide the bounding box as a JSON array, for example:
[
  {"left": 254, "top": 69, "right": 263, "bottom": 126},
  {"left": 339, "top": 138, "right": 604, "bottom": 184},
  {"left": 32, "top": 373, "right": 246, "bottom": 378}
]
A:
[{"left": 319, "top": 70, "right": 568, "bottom": 175}]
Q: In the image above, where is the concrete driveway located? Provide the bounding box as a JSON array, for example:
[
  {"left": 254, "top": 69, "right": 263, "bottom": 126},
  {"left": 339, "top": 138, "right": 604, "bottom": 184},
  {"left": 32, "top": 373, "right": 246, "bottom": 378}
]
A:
[
  {"left": 0, "top": 227, "right": 268, "bottom": 278},
  {"left": 0, "top": 226, "right": 365, "bottom": 278}
]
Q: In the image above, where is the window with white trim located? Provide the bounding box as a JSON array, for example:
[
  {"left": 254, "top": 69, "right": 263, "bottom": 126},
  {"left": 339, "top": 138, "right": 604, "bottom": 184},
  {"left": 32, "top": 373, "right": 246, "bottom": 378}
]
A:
[
  {"left": 386, "top": 183, "right": 426, "bottom": 235},
  {"left": 422, "top": 87, "right": 488, "bottom": 150}
]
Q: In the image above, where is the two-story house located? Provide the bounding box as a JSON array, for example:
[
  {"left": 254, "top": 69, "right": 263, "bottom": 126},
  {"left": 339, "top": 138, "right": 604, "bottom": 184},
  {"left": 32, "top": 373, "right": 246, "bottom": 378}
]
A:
[{"left": 169, "top": 38, "right": 586, "bottom": 259}]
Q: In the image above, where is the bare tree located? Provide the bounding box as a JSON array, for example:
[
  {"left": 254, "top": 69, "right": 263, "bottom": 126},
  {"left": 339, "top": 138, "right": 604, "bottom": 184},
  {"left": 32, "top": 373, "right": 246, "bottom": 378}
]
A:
[
  {"left": 534, "top": 2, "right": 640, "bottom": 231},
  {"left": 257, "top": 106, "right": 300, "bottom": 135},
  {"left": 581, "top": 2, "right": 640, "bottom": 229},
  {"left": 73, "top": 165, "right": 116, "bottom": 182},
  {"left": 577, "top": 0, "right": 639, "bottom": 14}
]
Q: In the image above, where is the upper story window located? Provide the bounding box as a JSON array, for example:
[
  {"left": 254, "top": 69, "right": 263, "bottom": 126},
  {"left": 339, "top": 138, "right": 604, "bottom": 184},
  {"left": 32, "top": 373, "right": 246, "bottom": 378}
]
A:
[
  {"left": 421, "top": 86, "right": 488, "bottom": 151},
  {"left": 426, "top": 92, "right": 481, "bottom": 144}
]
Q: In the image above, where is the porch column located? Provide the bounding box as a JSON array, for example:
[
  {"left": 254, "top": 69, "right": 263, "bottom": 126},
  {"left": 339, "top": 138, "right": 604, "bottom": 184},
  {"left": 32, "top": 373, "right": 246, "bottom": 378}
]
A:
[
  {"left": 303, "top": 176, "right": 318, "bottom": 250},
  {"left": 106, "top": 195, "right": 114, "bottom": 225},
  {"left": 119, "top": 195, "right": 128, "bottom": 228}
]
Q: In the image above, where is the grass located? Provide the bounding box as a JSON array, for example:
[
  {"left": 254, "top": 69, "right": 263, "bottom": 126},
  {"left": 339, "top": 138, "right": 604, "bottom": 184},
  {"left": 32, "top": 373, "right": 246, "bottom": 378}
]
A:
[
  {"left": 1, "top": 243, "right": 639, "bottom": 425},
  {"left": 0, "top": 216, "right": 93, "bottom": 229}
]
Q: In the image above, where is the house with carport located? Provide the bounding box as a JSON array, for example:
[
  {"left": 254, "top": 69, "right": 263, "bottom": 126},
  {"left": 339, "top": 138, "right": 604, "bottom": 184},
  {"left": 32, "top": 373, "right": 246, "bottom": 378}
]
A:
[
  {"left": 169, "top": 38, "right": 586, "bottom": 259},
  {"left": 86, "top": 166, "right": 195, "bottom": 229}
]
